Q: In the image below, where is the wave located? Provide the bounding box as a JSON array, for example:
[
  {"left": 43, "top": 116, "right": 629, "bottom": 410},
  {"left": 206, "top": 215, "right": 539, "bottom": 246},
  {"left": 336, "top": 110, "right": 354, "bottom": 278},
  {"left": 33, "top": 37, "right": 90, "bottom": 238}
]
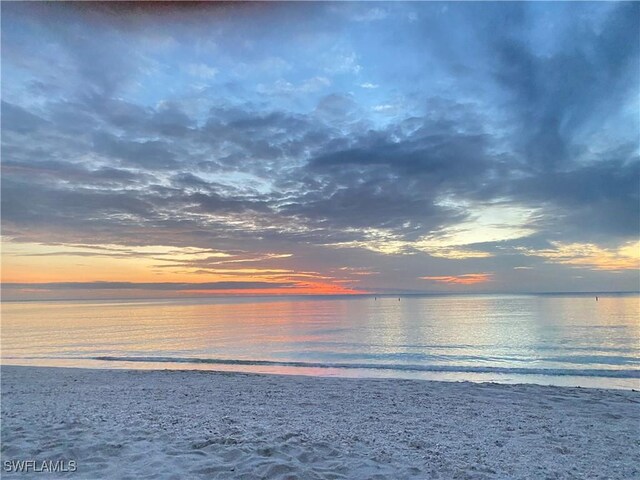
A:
[{"left": 92, "top": 356, "right": 640, "bottom": 379}]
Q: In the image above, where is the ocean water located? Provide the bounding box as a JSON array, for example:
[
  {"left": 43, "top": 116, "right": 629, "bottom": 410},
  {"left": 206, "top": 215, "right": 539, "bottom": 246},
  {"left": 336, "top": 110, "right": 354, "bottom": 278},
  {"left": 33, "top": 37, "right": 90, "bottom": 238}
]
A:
[{"left": 2, "top": 294, "right": 639, "bottom": 389}]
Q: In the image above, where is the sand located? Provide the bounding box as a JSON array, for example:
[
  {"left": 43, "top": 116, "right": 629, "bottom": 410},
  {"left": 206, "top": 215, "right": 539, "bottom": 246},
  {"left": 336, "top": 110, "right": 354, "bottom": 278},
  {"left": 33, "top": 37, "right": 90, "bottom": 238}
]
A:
[{"left": 1, "top": 366, "right": 638, "bottom": 479}]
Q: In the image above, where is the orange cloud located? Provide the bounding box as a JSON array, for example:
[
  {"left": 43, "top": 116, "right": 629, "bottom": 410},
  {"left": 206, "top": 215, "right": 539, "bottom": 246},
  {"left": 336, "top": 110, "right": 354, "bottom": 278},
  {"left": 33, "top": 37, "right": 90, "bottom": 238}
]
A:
[
  {"left": 420, "top": 273, "right": 493, "bottom": 285},
  {"left": 189, "top": 281, "right": 363, "bottom": 296},
  {"left": 520, "top": 241, "right": 640, "bottom": 271},
  {"left": 1, "top": 239, "right": 368, "bottom": 299}
]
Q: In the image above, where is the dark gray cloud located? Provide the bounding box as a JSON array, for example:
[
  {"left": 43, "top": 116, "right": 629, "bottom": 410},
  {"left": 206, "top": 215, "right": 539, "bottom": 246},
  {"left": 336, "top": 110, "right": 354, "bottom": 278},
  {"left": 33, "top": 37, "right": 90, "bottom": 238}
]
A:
[
  {"left": 1, "top": 101, "right": 49, "bottom": 133},
  {"left": 485, "top": 2, "right": 639, "bottom": 172},
  {"left": 290, "top": 115, "right": 489, "bottom": 234},
  {"left": 1, "top": 177, "right": 156, "bottom": 228},
  {"left": 510, "top": 156, "right": 640, "bottom": 242},
  {"left": 92, "top": 131, "right": 179, "bottom": 170},
  {"left": 2, "top": 159, "right": 152, "bottom": 187}
]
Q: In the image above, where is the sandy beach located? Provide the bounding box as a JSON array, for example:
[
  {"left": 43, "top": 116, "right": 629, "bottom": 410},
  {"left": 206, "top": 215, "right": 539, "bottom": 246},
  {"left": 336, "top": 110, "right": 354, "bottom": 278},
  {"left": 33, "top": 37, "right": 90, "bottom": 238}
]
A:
[{"left": 1, "top": 366, "right": 638, "bottom": 479}]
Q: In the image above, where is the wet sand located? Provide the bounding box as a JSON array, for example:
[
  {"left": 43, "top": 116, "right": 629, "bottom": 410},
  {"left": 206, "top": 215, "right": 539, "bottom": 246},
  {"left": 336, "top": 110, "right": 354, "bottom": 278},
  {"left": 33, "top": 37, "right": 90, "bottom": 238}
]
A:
[{"left": 1, "top": 366, "right": 639, "bottom": 479}]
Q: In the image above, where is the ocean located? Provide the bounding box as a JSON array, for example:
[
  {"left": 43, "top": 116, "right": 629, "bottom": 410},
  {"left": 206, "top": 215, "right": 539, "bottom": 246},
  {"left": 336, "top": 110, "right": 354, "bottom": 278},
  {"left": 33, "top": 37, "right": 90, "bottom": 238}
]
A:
[{"left": 2, "top": 293, "right": 638, "bottom": 389}]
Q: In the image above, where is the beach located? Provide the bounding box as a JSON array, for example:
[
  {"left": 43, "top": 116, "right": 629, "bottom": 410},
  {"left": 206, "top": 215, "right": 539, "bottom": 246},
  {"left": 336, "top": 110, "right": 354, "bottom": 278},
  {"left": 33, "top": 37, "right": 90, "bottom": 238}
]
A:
[{"left": 1, "top": 366, "right": 638, "bottom": 479}]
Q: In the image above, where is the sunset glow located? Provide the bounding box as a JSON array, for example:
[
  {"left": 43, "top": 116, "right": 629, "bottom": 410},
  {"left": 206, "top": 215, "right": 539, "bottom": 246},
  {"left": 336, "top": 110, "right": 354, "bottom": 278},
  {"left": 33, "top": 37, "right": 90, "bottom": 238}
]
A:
[
  {"left": 1, "top": 2, "right": 638, "bottom": 299},
  {"left": 420, "top": 274, "right": 493, "bottom": 286},
  {"left": 521, "top": 241, "right": 640, "bottom": 272}
]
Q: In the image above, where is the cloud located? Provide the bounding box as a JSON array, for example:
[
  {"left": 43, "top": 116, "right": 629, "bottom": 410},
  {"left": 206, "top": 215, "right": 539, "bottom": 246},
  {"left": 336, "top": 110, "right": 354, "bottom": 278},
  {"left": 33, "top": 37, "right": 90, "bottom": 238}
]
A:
[
  {"left": 519, "top": 241, "right": 640, "bottom": 272},
  {"left": 257, "top": 77, "right": 331, "bottom": 96},
  {"left": 509, "top": 155, "right": 640, "bottom": 242},
  {"left": 2, "top": 281, "right": 296, "bottom": 291},
  {"left": 352, "top": 8, "right": 388, "bottom": 23},
  {"left": 323, "top": 50, "right": 361, "bottom": 74},
  {"left": 420, "top": 274, "right": 493, "bottom": 285},
  {"left": 485, "top": 2, "right": 639, "bottom": 171},
  {"left": 186, "top": 63, "right": 218, "bottom": 79},
  {"left": 92, "top": 132, "right": 178, "bottom": 170},
  {"left": 1, "top": 2, "right": 638, "bottom": 295},
  {"left": 1, "top": 101, "right": 50, "bottom": 133}
]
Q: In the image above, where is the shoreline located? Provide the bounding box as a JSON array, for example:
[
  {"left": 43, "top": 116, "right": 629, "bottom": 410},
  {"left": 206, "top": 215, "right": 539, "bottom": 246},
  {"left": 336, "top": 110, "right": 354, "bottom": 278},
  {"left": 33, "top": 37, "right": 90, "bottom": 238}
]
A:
[
  {"left": 2, "top": 359, "right": 638, "bottom": 391},
  {"left": 2, "top": 365, "right": 639, "bottom": 479}
]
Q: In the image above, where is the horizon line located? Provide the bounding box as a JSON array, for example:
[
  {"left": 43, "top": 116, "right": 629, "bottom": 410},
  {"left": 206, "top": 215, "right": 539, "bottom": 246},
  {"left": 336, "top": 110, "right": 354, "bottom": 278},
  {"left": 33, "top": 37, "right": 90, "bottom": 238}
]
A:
[{"left": 2, "top": 291, "right": 639, "bottom": 304}]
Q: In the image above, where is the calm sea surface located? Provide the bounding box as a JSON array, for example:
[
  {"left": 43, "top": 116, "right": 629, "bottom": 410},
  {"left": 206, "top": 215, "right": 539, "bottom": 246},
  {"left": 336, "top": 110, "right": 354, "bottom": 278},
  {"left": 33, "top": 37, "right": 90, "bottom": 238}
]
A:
[{"left": 2, "top": 294, "right": 639, "bottom": 389}]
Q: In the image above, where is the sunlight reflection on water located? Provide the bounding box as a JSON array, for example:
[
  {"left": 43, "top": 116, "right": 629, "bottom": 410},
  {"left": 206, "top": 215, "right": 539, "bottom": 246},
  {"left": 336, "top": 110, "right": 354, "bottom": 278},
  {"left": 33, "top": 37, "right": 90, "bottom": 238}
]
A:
[{"left": 2, "top": 294, "right": 639, "bottom": 389}]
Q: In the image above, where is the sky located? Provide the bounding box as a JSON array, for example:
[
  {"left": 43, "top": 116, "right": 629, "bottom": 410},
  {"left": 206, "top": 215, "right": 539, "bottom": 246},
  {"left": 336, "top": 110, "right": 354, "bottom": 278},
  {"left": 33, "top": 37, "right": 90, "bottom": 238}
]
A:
[{"left": 1, "top": 1, "right": 639, "bottom": 300}]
